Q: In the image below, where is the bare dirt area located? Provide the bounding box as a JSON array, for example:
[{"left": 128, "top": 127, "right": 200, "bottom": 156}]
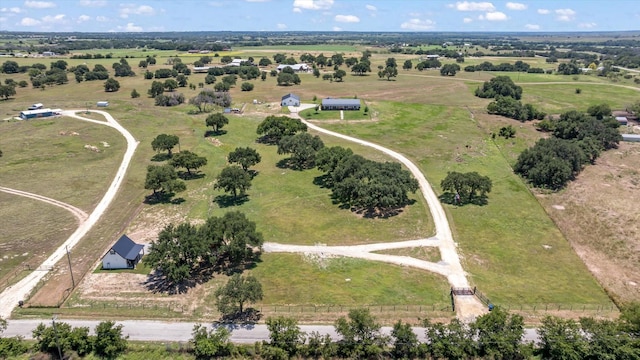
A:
[{"left": 537, "top": 142, "right": 640, "bottom": 304}]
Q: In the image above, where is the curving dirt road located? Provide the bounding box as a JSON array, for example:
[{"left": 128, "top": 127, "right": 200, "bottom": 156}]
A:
[
  {"left": 0, "top": 186, "right": 88, "bottom": 223},
  {"left": 265, "top": 106, "right": 487, "bottom": 319},
  {"left": 0, "top": 110, "right": 138, "bottom": 319}
]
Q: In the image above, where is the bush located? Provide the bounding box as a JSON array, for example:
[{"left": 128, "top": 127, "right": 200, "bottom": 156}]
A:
[
  {"left": 131, "top": 89, "right": 140, "bottom": 98},
  {"left": 241, "top": 82, "right": 254, "bottom": 91},
  {"left": 575, "top": 88, "right": 582, "bottom": 94}
]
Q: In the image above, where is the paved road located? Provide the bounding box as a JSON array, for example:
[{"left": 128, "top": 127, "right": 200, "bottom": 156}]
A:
[
  {"left": 3, "top": 319, "right": 540, "bottom": 344},
  {"left": 284, "top": 106, "right": 486, "bottom": 319},
  {"left": 0, "top": 186, "right": 88, "bottom": 223},
  {"left": 0, "top": 110, "right": 138, "bottom": 319}
]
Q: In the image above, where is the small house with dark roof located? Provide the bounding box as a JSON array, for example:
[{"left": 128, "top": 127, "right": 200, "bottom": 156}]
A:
[
  {"left": 321, "top": 98, "right": 361, "bottom": 111},
  {"left": 281, "top": 93, "right": 300, "bottom": 107},
  {"left": 102, "top": 235, "right": 144, "bottom": 270}
]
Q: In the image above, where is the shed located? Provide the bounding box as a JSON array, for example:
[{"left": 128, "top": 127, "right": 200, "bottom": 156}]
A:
[
  {"left": 622, "top": 134, "right": 640, "bottom": 143},
  {"left": 20, "top": 108, "right": 53, "bottom": 120},
  {"left": 321, "top": 98, "right": 361, "bottom": 111},
  {"left": 277, "top": 64, "right": 309, "bottom": 72},
  {"left": 193, "top": 66, "right": 211, "bottom": 73},
  {"left": 281, "top": 93, "right": 300, "bottom": 107},
  {"left": 102, "top": 235, "right": 144, "bottom": 270},
  {"left": 97, "top": 101, "right": 109, "bottom": 107},
  {"left": 615, "top": 116, "right": 628, "bottom": 125},
  {"left": 28, "top": 103, "right": 44, "bottom": 110}
]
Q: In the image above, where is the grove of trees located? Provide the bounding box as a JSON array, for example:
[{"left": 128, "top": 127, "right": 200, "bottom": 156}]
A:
[
  {"left": 440, "top": 171, "right": 493, "bottom": 205},
  {"left": 145, "top": 211, "right": 263, "bottom": 290}
]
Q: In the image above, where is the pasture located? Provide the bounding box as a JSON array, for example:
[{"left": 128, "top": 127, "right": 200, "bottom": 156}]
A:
[{"left": 2, "top": 48, "right": 637, "bottom": 318}]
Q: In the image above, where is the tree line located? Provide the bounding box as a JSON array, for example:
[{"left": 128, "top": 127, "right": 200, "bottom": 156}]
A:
[
  {"left": 2, "top": 303, "right": 639, "bottom": 359},
  {"left": 475, "top": 76, "right": 546, "bottom": 121},
  {"left": 514, "top": 108, "right": 622, "bottom": 189}
]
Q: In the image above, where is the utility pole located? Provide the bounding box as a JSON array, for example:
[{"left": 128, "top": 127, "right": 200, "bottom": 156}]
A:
[
  {"left": 52, "top": 315, "right": 63, "bottom": 360},
  {"left": 66, "top": 246, "right": 75, "bottom": 289}
]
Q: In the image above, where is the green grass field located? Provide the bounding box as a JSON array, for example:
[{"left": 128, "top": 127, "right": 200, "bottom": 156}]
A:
[
  {"left": 321, "top": 102, "right": 612, "bottom": 305},
  {"left": 1, "top": 49, "right": 629, "bottom": 316}
]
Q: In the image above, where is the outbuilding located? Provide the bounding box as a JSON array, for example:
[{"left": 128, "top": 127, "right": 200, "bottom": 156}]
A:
[
  {"left": 321, "top": 98, "right": 361, "bottom": 111},
  {"left": 101, "top": 234, "right": 144, "bottom": 270},
  {"left": 615, "top": 116, "right": 628, "bottom": 125},
  {"left": 28, "top": 103, "right": 44, "bottom": 110},
  {"left": 281, "top": 93, "right": 300, "bottom": 107},
  {"left": 622, "top": 134, "right": 640, "bottom": 142},
  {"left": 276, "top": 64, "right": 309, "bottom": 72},
  {"left": 97, "top": 101, "right": 109, "bottom": 107},
  {"left": 20, "top": 108, "right": 53, "bottom": 120}
]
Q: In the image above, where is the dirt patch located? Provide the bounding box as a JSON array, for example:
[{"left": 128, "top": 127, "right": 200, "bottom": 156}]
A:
[
  {"left": 208, "top": 138, "right": 223, "bottom": 146},
  {"left": 537, "top": 142, "right": 640, "bottom": 304}
]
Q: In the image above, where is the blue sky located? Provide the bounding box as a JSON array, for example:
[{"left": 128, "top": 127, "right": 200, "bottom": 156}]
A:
[{"left": 0, "top": 0, "right": 639, "bottom": 33}]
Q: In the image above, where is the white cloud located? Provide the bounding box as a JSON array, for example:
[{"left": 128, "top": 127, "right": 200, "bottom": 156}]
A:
[
  {"left": 506, "top": 2, "right": 526, "bottom": 10},
  {"left": 537, "top": 8, "right": 549, "bottom": 14},
  {"left": 246, "top": 0, "right": 270, "bottom": 2},
  {"left": 555, "top": 8, "right": 575, "bottom": 21},
  {"left": 292, "top": 7, "right": 302, "bottom": 13},
  {"left": 79, "top": 0, "right": 106, "bottom": 6},
  {"left": 335, "top": 14, "right": 359, "bottom": 23},
  {"left": 332, "top": 26, "right": 342, "bottom": 31},
  {"left": 292, "top": 0, "right": 333, "bottom": 10},
  {"left": 20, "top": 17, "right": 40, "bottom": 25},
  {"left": 42, "top": 14, "right": 66, "bottom": 23},
  {"left": 119, "top": 4, "right": 155, "bottom": 18},
  {"left": 401, "top": 18, "right": 435, "bottom": 30},
  {"left": 525, "top": 24, "right": 540, "bottom": 30},
  {"left": 409, "top": 12, "right": 420, "bottom": 17},
  {"left": 463, "top": 17, "right": 473, "bottom": 23},
  {"left": 276, "top": 23, "right": 287, "bottom": 29},
  {"left": 0, "top": 16, "right": 7, "bottom": 22},
  {"left": 78, "top": 14, "right": 90, "bottom": 22},
  {"left": 24, "top": 1, "right": 55, "bottom": 9},
  {"left": 485, "top": 11, "right": 507, "bottom": 21},
  {"left": 96, "top": 15, "right": 107, "bottom": 21},
  {"left": 454, "top": 1, "right": 495, "bottom": 12},
  {"left": 579, "top": 22, "right": 597, "bottom": 28},
  {"left": 365, "top": 4, "right": 376, "bottom": 11},
  {"left": 1, "top": 7, "right": 22, "bottom": 13},
  {"left": 117, "top": 22, "right": 143, "bottom": 31}
]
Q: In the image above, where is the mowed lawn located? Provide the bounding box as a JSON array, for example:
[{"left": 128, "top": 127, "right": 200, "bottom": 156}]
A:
[{"left": 321, "top": 102, "right": 612, "bottom": 305}]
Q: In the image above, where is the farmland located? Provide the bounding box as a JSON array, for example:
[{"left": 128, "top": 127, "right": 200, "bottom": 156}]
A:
[{"left": 1, "top": 33, "right": 639, "bottom": 324}]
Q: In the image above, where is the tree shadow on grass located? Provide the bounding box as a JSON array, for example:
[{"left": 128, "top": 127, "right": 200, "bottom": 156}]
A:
[
  {"left": 276, "top": 158, "right": 313, "bottom": 171},
  {"left": 177, "top": 171, "right": 205, "bottom": 180},
  {"left": 216, "top": 308, "right": 262, "bottom": 325},
  {"left": 143, "top": 267, "right": 215, "bottom": 295},
  {"left": 313, "top": 174, "right": 331, "bottom": 188},
  {"left": 144, "top": 193, "right": 185, "bottom": 205},
  {"left": 214, "top": 194, "right": 249, "bottom": 208},
  {"left": 439, "top": 192, "right": 488, "bottom": 206},
  {"left": 151, "top": 153, "right": 171, "bottom": 162},
  {"left": 204, "top": 129, "right": 227, "bottom": 137}
]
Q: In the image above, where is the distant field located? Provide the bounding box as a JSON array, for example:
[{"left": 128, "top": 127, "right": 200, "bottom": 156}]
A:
[{"left": 235, "top": 44, "right": 359, "bottom": 52}]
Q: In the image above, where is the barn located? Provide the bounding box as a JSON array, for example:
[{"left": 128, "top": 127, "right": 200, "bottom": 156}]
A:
[
  {"left": 20, "top": 108, "right": 54, "bottom": 120},
  {"left": 321, "top": 98, "right": 361, "bottom": 111},
  {"left": 277, "top": 64, "right": 309, "bottom": 72},
  {"left": 101, "top": 235, "right": 144, "bottom": 270},
  {"left": 281, "top": 93, "right": 300, "bottom": 107}
]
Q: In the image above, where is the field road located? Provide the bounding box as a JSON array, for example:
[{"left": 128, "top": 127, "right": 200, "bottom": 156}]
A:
[
  {"left": 282, "top": 106, "right": 486, "bottom": 319},
  {"left": 2, "top": 319, "right": 541, "bottom": 344},
  {"left": 0, "top": 186, "right": 88, "bottom": 223},
  {"left": 0, "top": 110, "right": 138, "bottom": 319}
]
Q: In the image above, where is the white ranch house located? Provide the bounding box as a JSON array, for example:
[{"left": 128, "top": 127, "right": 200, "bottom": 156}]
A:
[{"left": 102, "top": 235, "right": 144, "bottom": 270}]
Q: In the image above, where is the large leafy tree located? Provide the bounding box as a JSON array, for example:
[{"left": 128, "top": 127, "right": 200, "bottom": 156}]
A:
[
  {"left": 256, "top": 115, "right": 307, "bottom": 144},
  {"left": 277, "top": 133, "right": 325, "bottom": 169},
  {"left": 266, "top": 317, "right": 306, "bottom": 357},
  {"left": 144, "top": 165, "right": 186, "bottom": 200},
  {"left": 170, "top": 150, "right": 207, "bottom": 176},
  {"left": 587, "top": 103, "right": 612, "bottom": 120},
  {"left": 205, "top": 113, "right": 229, "bottom": 134},
  {"left": 151, "top": 134, "right": 180, "bottom": 157},
  {"left": 424, "top": 319, "right": 476, "bottom": 360},
  {"left": 33, "top": 322, "right": 93, "bottom": 358},
  {"left": 378, "top": 66, "right": 398, "bottom": 80},
  {"left": 475, "top": 75, "right": 523, "bottom": 100},
  {"left": 146, "top": 222, "right": 203, "bottom": 285},
  {"left": 391, "top": 320, "right": 422, "bottom": 360},
  {"left": 214, "top": 166, "right": 252, "bottom": 198},
  {"left": 147, "top": 80, "right": 165, "bottom": 98},
  {"left": 440, "top": 171, "right": 493, "bottom": 204},
  {"left": 191, "top": 325, "right": 234, "bottom": 358},
  {"left": 471, "top": 307, "right": 525, "bottom": 360},
  {"left": 537, "top": 316, "right": 588, "bottom": 360},
  {"left": 215, "top": 274, "right": 263, "bottom": 316},
  {"left": 103, "top": 78, "right": 120, "bottom": 92},
  {"left": 198, "top": 211, "right": 264, "bottom": 271},
  {"left": 228, "top": 147, "right": 261, "bottom": 171},
  {"left": 0, "top": 84, "right": 16, "bottom": 99},
  {"left": 334, "top": 308, "right": 388, "bottom": 359},
  {"left": 93, "top": 321, "right": 128, "bottom": 360}
]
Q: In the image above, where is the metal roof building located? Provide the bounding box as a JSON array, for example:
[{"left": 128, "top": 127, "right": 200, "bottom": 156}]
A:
[{"left": 321, "top": 98, "right": 361, "bottom": 111}]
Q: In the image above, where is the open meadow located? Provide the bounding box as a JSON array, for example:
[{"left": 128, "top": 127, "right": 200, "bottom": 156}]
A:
[{"left": 2, "top": 48, "right": 639, "bottom": 322}]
